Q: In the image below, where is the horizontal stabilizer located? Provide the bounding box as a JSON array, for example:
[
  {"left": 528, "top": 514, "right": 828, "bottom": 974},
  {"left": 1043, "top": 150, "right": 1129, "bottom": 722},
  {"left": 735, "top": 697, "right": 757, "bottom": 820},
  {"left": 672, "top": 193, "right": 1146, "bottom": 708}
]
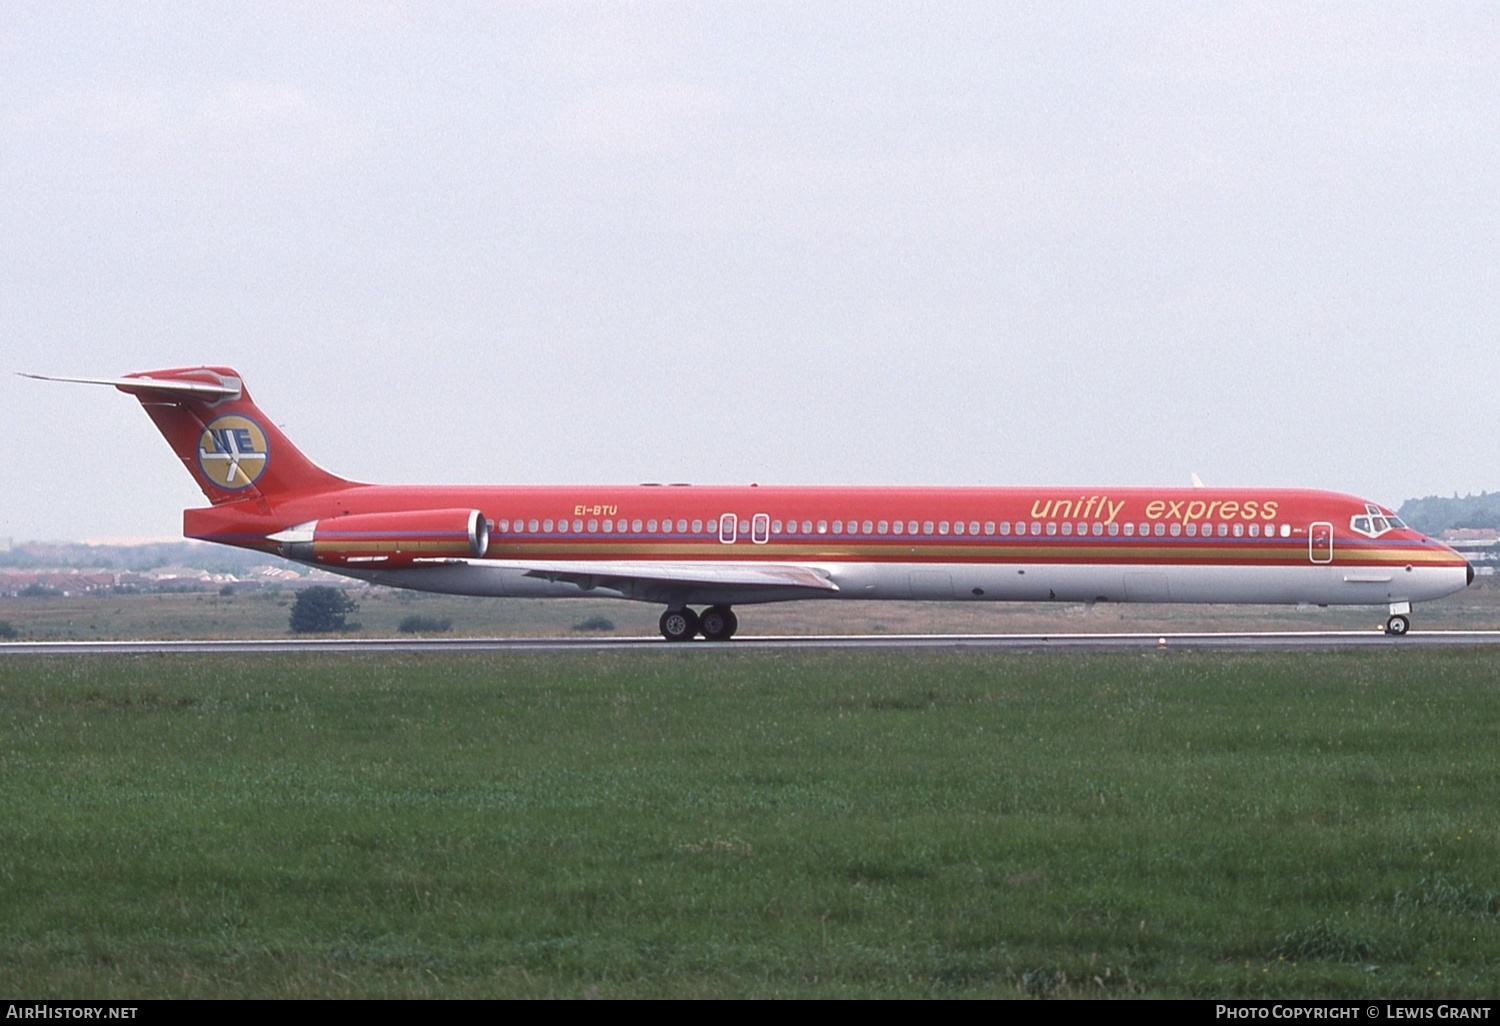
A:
[{"left": 19, "top": 372, "right": 242, "bottom": 401}]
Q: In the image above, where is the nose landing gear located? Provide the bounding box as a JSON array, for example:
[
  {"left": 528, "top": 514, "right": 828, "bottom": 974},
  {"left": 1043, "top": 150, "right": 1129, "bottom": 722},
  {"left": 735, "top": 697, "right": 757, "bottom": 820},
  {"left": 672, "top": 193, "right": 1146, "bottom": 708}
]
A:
[
  {"left": 659, "top": 605, "right": 737, "bottom": 642},
  {"left": 1385, "top": 601, "right": 1411, "bottom": 637}
]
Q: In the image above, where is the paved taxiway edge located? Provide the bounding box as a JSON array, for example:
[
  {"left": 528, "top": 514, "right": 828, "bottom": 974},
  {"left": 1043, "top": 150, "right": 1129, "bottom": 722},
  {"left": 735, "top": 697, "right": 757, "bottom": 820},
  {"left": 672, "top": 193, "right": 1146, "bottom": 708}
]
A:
[{"left": 4, "top": 631, "right": 1500, "bottom": 656}]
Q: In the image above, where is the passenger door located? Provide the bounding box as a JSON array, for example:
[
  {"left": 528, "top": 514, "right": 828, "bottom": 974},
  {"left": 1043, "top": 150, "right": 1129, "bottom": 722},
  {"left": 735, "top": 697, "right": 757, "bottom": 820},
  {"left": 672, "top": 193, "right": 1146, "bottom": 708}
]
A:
[{"left": 1309, "top": 521, "right": 1334, "bottom": 564}]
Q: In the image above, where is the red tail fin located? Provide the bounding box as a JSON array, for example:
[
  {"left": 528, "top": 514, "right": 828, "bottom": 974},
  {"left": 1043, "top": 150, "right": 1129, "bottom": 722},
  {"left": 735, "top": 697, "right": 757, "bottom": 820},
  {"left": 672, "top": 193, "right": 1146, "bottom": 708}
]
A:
[{"left": 111, "top": 367, "right": 351, "bottom": 504}]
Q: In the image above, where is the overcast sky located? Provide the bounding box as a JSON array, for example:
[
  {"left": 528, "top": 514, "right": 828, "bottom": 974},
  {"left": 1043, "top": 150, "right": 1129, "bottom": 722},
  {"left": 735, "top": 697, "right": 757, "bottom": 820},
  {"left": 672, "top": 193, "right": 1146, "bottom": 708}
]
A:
[{"left": 3, "top": 2, "right": 1497, "bottom": 543}]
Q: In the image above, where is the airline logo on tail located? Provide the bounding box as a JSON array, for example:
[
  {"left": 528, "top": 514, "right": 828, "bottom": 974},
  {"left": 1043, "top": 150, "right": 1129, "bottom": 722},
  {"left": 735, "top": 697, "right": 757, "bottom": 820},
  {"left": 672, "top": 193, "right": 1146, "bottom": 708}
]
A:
[{"left": 197, "top": 415, "right": 269, "bottom": 490}]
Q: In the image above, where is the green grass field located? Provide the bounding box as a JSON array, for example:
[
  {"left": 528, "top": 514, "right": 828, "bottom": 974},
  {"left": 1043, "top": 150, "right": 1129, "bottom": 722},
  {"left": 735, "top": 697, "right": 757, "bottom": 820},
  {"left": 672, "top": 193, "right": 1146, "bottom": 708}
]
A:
[
  {"left": 3, "top": 573, "right": 1498, "bottom": 640},
  {"left": 2, "top": 649, "right": 1499, "bottom": 998}
]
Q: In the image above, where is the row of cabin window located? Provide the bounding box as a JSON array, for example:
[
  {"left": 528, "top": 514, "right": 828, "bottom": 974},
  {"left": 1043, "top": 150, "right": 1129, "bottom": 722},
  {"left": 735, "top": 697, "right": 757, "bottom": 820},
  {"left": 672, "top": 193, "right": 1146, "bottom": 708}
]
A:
[
  {"left": 491, "top": 517, "right": 1289, "bottom": 539},
  {"left": 495, "top": 518, "right": 706, "bottom": 535}
]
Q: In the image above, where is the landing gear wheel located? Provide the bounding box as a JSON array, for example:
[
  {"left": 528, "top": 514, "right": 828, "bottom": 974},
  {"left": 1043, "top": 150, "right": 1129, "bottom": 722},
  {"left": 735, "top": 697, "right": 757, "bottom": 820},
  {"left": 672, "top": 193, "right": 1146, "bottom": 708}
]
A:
[
  {"left": 660, "top": 608, "right": 701, "bottom": 642},
  {"left": 1385, "top": 614, "right": 1410, "bottom": 636},
  {"left": 699, "top": 605, "right": 738, "bottom": 641}
]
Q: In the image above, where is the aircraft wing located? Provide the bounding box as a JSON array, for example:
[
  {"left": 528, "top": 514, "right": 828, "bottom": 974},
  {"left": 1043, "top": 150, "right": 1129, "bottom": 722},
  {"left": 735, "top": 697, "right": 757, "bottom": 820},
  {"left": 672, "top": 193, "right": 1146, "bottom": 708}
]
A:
[{"left": 474, "top": 559, "right": 840, "bottom": 595}]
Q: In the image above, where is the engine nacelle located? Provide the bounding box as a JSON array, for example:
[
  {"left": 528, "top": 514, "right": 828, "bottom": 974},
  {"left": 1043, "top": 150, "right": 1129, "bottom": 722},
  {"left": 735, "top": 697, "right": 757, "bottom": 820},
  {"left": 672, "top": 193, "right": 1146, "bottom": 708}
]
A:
[{"left": 271, "top": 509, "right": 489, "bottom": 566}]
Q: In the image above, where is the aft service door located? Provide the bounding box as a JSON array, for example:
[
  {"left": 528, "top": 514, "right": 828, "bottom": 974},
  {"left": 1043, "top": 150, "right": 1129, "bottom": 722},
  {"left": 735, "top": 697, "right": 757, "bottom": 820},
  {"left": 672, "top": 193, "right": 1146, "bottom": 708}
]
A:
[{"left": 1309, "top": 521, "right": 1333, "bottom": 564}]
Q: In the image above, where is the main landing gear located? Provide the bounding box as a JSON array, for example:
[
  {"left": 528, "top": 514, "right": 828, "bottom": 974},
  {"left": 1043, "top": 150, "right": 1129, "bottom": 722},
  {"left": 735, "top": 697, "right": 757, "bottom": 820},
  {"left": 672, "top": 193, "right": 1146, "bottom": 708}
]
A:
[{"left": 659, "top": 605, "right": 738, "bottom": 642}]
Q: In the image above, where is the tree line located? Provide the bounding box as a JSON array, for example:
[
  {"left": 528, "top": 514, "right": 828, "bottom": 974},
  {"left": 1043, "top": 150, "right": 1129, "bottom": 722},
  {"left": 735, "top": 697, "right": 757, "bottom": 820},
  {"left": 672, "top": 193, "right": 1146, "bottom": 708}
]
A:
[{"left": 1397, "top": 491, "right": 1500, "bottom": 535}]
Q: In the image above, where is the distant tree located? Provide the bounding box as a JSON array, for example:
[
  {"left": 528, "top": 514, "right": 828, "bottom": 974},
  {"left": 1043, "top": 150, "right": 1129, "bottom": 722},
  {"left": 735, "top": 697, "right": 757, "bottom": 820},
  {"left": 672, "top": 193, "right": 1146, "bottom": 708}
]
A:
[
  {"left": 18, "top": 583, "right": 59, "bottom": 598},
  {"left": 288, "top": 586, "right": 360, "bottom": 633},
  {"left": 1398, "top": 491, "right": 1500, "bottom": 535},
  {"left": 0, "top": 620, "right": 17, "bottom": 639},
  {"left": 397, "top": 615, "right": 452, "bottom": 634}
]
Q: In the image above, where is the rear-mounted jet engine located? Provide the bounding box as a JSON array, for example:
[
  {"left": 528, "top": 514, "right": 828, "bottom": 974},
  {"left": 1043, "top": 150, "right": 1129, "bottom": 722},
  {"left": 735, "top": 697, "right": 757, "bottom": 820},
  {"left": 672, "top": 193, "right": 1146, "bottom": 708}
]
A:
[{"left": 271, "top": 509, "right": 489, "bottom": 567}]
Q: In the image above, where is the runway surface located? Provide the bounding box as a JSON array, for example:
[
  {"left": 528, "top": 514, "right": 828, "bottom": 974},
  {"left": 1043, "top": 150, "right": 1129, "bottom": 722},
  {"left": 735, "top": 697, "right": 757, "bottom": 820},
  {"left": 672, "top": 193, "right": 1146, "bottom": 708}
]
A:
[{"left": 4, "top": 630, "right": 1500, "bottom": 656}]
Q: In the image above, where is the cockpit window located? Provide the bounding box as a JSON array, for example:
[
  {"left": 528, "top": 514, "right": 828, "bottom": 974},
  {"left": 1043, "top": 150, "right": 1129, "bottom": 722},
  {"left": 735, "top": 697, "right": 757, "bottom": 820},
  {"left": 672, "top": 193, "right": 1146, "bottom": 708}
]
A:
[{"left": 1351, "top": 510, "right": 1399, "bottom": 539}]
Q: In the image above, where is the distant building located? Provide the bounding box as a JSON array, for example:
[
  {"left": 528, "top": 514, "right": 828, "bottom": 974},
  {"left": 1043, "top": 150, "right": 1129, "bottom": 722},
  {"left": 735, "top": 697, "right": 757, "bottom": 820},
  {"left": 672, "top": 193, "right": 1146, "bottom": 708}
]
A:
[
  {"left": 1444, "top": 528, "right": 1499, "bottom": 567},
  {"left": 256, "top": 566, "right": 303, "bottom": 580},
  {"left": 1441, "top": 528, "right": 1498, "bottom": 544},
  {"left": 144, "top": 566, "right": 211, "bottom": 583}
]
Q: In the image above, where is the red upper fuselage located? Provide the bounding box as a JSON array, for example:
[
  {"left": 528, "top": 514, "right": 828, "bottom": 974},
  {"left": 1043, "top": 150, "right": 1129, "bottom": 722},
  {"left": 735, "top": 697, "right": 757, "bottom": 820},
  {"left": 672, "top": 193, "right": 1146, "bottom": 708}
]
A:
[{"left": 184, "top": 481, "right": 1463, "bottom": 575}]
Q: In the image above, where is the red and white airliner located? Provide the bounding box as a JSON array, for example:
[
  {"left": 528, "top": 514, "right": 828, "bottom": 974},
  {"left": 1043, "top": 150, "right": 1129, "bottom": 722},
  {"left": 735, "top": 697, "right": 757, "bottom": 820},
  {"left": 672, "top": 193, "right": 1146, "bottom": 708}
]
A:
[{"left": 31, "top": 366, "right": 1473, "bottom": 639}]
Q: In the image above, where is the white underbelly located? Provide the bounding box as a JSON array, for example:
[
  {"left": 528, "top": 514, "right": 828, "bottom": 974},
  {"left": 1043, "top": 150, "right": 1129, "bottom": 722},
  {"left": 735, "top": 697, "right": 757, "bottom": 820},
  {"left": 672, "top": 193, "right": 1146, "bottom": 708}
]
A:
[
  {"left": 823, "top": 561, "right": 1467, "bottom": 606},
  {"left": 334, "top": 558, "right": 1467, "bottom": 609}
]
